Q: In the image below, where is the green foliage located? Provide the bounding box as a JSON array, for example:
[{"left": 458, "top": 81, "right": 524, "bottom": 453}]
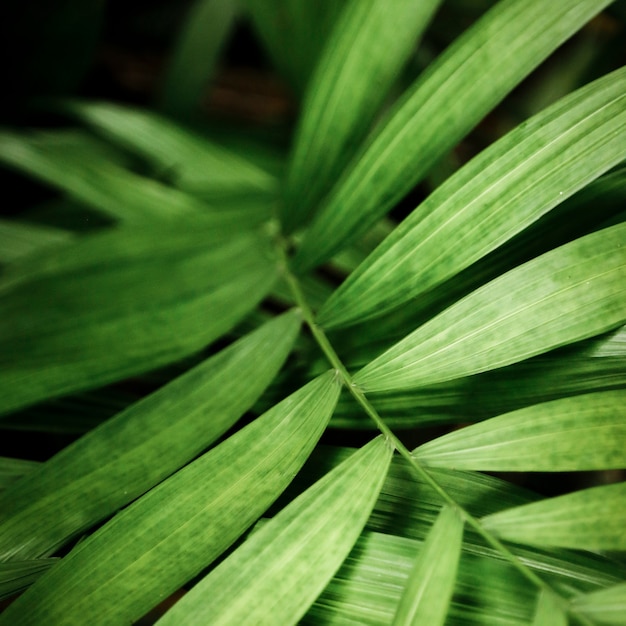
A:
[{"left": 0, "top": 0, "right": 624, "bottom": 624}]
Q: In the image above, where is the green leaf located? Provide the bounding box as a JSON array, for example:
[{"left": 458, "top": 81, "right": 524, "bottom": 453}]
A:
[
  {"left": 413, "top": 390, "right": 626, "bottom": 471},
  {"left": 0, "top": 223, "right": 278, "bottom": 415},
  {"left": 293, "top": 0, "right": 613, "bottom": 270},
  {"left": 532, "top": 591, "right": 567, "bottom": 626},
  {"left": 0, "top": 311, "right": 301, "bottom": 560},
  {"left": 571, "top": 582, "right": 626, "bottom": 625},
  {"left": 156, "top": 436, "right": 392, "bottom": 626},
  {"left": 354, "top": 222, "right": 626, "bottom": 392},
  {"left": 0, "top": 457, "right": 40, "bottom": 492},
  {"left": 283, "top": 0, "right": 441, "bottom": 229},
  {"left": 482, "top": 482, "right": 626, "bottom": 551},
  {"left": 0, "top": 559, "right": 56, "bottom": 601},
  {"left": 0, "top": 372, "right": 341, "bottom": 626},
  {"left": 0, "top": 219, "right": 73, "bottom": 264},
  {"left": 68, "top": 101, "right": 276, "bottom": 195},
  {"left": 391, "top": 505, "right": 463, "bottom": 626},
  {"left": 158, "top": 0, "right": 238, "bottom": 120},
  {"left": 318, "top": 67, "right": 626, "bottom": 328}
]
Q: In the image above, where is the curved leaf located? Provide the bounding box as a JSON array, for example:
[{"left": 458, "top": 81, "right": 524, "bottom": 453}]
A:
[
  {"left": 157, "top": 436, "right": 392, "bottom": 626},
  {"left": 354, "top": 222, "right": 626, "bottom": 392},
  {"left": 318, "top": 67, "right": 626, "bottom": 328},
  {"left": 482, "top": 482, "right": 626, "bottom": 551},
  {"left": 571, "top": 582, "right": 626, "bottom": 625},
  {"left": 283, "top": 0, "right": 441, "bottom": 229},
  {"left": 0, "top": 372, "right": 341, "bottom": 626},
  {"left": 414, "top": 390, "right": 626, "bottom": 471},
  {"left": 0, "top": 311, "right": 301, "bottom": 560},
  {"left": 391, "top": 506, "right": 463, "bottom": 626},
  {"left": 293, "top": 0, "right": 612, "bottom": 270},
  {"left": 0, "top": 223, "right": 278, "bottom": 414}
]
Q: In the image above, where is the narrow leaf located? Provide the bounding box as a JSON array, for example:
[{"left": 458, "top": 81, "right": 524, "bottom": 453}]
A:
[
  {"left": 0, "top": 372, "right": 341, "bottom": 626},
  {"left": 158, "top": 0, "right": 237, "bottom": 120},
  {"left": 283, "top": 0, "right": 441, "bottom": 228},
  {"left": 0, "top": 311, "right": 301, "bottom": 560},
  {"left": 318, "top": 67, "right": 626, "bottom": 328},
  {"left": 0, "top": 457, "right": 39, "bottom": 492},
  {"left": 414, "top": 390, "right": 626, "bottom": 471},
  {"left": 571, "top": 582, "right": 626, "bottom": 625},
  {"left": 482, "top": 482, "right": 626, "bottom": 551},
  {"left": 157, "top": 436, "right": 392, "bottom": 626},
  {"left": 0, "top": 219, "right": 73, "bottom": 264},
  {"left": 0, "top": 559, "right": 56, "bottom": 601},
  {"left": 532, "top": 591, "right": 568, "bottom": 626},
  {"left": 355, "top": 222, "right": 626, "bottom": 392},
  {"left": 68, "top": 101, "right": 276, "bottom": 195},
  {"left": 293, "top": 0, "right": 613, "bottom": 270},
  {"left": 392, "top": 505, "right": 463, "bottom": 626},
  {"left": 0, "top": 223, "right": 278, "bottom": 414}
]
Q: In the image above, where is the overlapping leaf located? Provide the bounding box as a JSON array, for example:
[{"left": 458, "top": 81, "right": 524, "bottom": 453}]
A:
[
  {"left": 283, "top": 0, "right": 441, "bottom": 229},
  {"left": 156, "top": 436, "right": 391, "bottom": 626},
  {"left": 0, "top": 219, "right": 73, "bottom": 264},
  {"left": 0, "top": 222, "right": 278, "bottom": 414},
  {"left": 354, "top": 222, "right": 626, "bottom": 392},
  {"left": 318, "top": 67, "right": 626, "bottom": 328},
  {"left": 414, "top": 390, "right": 626, "bottom": 471},
  {"left": 482, "top": 482, "right": 626, "bottom": 551},
  {"left": 571, "top": 582, "right": 626, "bottom": 625},
  {"left": 532, "top": 591, "right": 567, "bottom": 626},
  {"left": 0, "top": 311, "right": 300, "bottom": 560},
  {"left": 0, "top": 559, "right": 56, "bottom": 602},
  {"left": 0, "top": 457, "right": 39, "bottom": 492},
  {"left": 293, "top": 0, "right": 613, "bottom": 270},
  {"left": 0, "top": 372, "right": 341, "bottom": 626}
]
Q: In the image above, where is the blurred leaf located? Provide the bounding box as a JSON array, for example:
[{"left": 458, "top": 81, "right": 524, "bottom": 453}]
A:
[
  {"left": 392, "top": 506, "right": 463, "bottom": 626},
  {"left": 0, "top": 311, "right": 300, "bottom": 560},
  {"left": 159, "top": 0, "right": 238, "bottom": 120},
  {"left": 293, "top": 0, "right": 613, "bottom": 270},
  {"left": 243, "top": 0, "right": 347, "bottom": 94},
  {"left": 0, "top": 558, "right": 56, "bottom": 602},
  {"left": 532, "top": 591, "right": 567, "bottom": 626},
  {"left": 283, "top": 0, "right": 441, "bottom": 229},
  {"left": 482, "top": 482, "right": 626, "bottom": 551},
  {"left": 414, "top": 390, "right": 626, "bottom": 471},
  {"left": 0, "top": 219, "right": 73, "bottom": 264},
  {"left": 0, "top": 372, "right": 341, "bottom": 626},
  {"left": 0, "top": 222, "right": 278, "bottom": 415},
  {"left": 571, "top": 582, "right": 626, "bottom": 625},
  {"left": 67, "top": 101, "right": 276, "bottom": 196},
  {"left": 318, "top": 67, "right": 626, "bottom": 328},
  {"left": 0, "top": 457, "right": 39, "bottom": 492},
  {"left": 157, "top": 436, "right": 392, "bottom": 626},
  {"left": 354, "top": 222, "right": 626, "bottom": 392}
]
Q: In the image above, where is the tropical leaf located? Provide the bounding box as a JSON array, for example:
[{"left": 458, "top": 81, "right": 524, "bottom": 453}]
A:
[
  {"left": 283, "top": 0, "right": 441, "bottom": 229},
  {"left": 532, "top": 591, "right": 568, "bottom": 626},
  {"left": 0, "top": 222, "right": 278, "bottom": 414},
  {"left": 318, "top": 67, "right": 626, "bottom": 328},
  {"left": 482, "top": 482, "right": 626, "bottom": 551},
  {"left": 156, "top": 436, "right": 392, "bottom": 626},
  {"left": 413, "top": 390, "right": 626, "bottom": 471},
  {"left": 0, "top": 559, "right": 56, "bottom": 602},
  {"left": 293, "top": 0, "right": 613, "bottom": 270},
  {"left": 0, "top": 457, "right": 39, "bottom": 492},
  {"left": 0, "top": 372, "right": 341, "bottom": 626},
  {"left": 0, "top": 311, "right": 300, "bottom": 560},
  {"left": 571, "top": 582, "right": 626, "bottom": 625},
  {"left": 391, "top": 505, "right": 463, "bottom": 626},
  {"left": 0, "top": 219, "right": 73, "bottom": 264},
  {"left": 355, "top": 222, "right": 626, "bottom": 392}
]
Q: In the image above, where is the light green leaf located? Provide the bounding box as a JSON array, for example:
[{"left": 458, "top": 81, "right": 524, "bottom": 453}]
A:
[
  {"left": 392, "top": 506, "right": 463, "bottom": 626},
  {"left": 482, "top": 482, "right": 626, "bottom": 551},
  {"left": 413, "top": 390, "right": 626, "bottom": 471},
  {"left": 0, "top": 222, "right": 278, "bottom": 414},
  {"left": 0, "top": 457, "right": 40, "bottom": 492},
  {"left": 293, "top": 0, "right": 613, "bottom": 270},
  {"left": 0, "top": 559, "right": 56, "bottom": 601},
  {"left": 354, "top": 222, "right": 626, "bottom": 392},
  {"left": 571, "top": 582, "right": 626, "bottom": 625},
  {"left": 532, "top": 591, "right": 567, "bottom": 626},
  {"left": 0, "top": 219, "right": 73, "bottom": 264},
  {"left": 0, "top": 311, "right": 300, "bottom": 560},
  {"left": 283, "top": 0, "right": 441, "bottom": 229},
  {"left": 68, "top": 101, "right": 276, "bottom": 195},
  {"left": 158, "top": 0, "right": 237, "bottom": 120},
  {"left": 318, "top": 67, "right": 626, "bottom": 328},
  {"left": 157, "top": 436, "right": 392, "bottom": 626},
  {"left": 0, "top": 372, "right": 341, "bottom": 626}
]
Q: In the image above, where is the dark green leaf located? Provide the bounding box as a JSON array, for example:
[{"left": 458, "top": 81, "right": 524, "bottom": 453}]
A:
[
  {"left": 0, "top": 219, "right": 73, "bottom": 264},
  {"left": 0, "top": 457, "right": 40, "bottom": 492},
  {"left": 0, "top": 559, "right": 56, "bottom": 602}
]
